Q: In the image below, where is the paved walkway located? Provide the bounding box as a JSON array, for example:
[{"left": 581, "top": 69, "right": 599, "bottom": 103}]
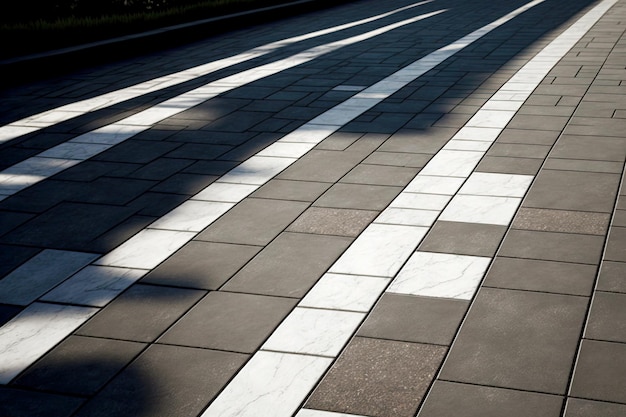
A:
[{"left": 1, "top": 0, "right": 625, "bottom": 416}]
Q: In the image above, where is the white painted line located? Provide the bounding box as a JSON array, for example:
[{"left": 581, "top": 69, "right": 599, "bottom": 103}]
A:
[
  {"left": 0, "top": 0, "right": 435, "bottom": 144},
  {"left": 0, "top": 8, "right": 446, "bottom": 197}
]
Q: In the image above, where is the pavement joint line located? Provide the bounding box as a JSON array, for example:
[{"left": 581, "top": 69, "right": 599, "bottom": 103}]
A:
[
  {"left": 0, "top": 0, "right": 435, "bottom": 145},
  {"left": 0, "top": 0, "right": 550, "bottom": 388},
  {"left": 0, "top": 7, "right": 447, "bottom": 199}
]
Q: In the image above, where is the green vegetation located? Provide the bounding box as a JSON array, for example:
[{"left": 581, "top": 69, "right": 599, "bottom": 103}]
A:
[{"left": 1, "top": 0, "right": 296, "bottom": 58}]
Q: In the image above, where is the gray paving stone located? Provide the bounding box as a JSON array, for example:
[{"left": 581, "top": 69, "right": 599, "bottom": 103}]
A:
[
  {"left": 487, "top": 143, "right": 551, "bottom": 159},
  {"left": 357, "top": 293, "right": 468, "bottom": 346},
  {"left": 13, "top": 336, "right": 145, "bottom": 396},
  {"left": 499, "top": 230, "right": 604, "bottom": 265},
  {"left": 597, "top": 261, "right": 626, "bottom": 294},
  {"left": 313, "top": 183, "right": 402, "bottom": 210},
  {"left": 159, "top": 292, "right": 296, "bottom": 353},
  {"left": 362, "top": 151, "right": 431, "bottom": 167},
  {"left": 604, "top": 227, "right": 626, "bottom": 262},
  {"left": 196, "top": 198, "right": 308, "bottom": 246},
  {"left": 418, "top": 381, "right": 563, "bottom": 417},
  {"left": 150, "top": 173, "right": 218, "bottom": 195},
  {"left": 128, "top": 192, "right": 188, "bottom": 217},
  {"left": 565, "top": 398, "right": 626, "bottom": 417},
  {"left": 585, "top": 291, "right": 626, "bottom": 343},
  {"left": 251, "top": 179, "right": 331, "bottom": 202},
  {"left": 143, "top": 241, "right": 260, "bottom": 290},
  {"left": 507, "top": 115, "right": 569, "bottom": 131},
  {"left": 1, "top": 203, "right": 136, "bottom": 252},
  {"left": 53, "top": 160, "right": 140, "bottom": 182},
  {"left": 306, "top": 337, "right": 446, "bottom": 417},
  {"left": 476, "top": 156, "right": 543, "bottom": 175},
  {"left": 570, "top": 339, "right": 626, "bottom": 404},
  {"left": 483, "top": 257, "right": 596, "bottom": 296},
  {"left": 128, "top": 158, "right": 193, "bottom": 180},
  {"left": 512, "top": 208, "right": 610, "bottom": 235},
  {"left": 93, "top": 140, "right": 180, "bottom": 163},
  {"left": 287, "top": 207, "right": 378, "bottom": 237},
  {"left": 315, "top": 132, "right": 362, "bottom": 151},
  {"left": 87, "top": 215, "right": 155, "bottom": 253},
  {"left": 0, "top": 304, "right": 22, "bottom": 327},
  {"left": 419, "top": 221, "right": 506, "bottom": 257},
  {"left": 496, "top": 129, "right": 560, "bottom": 145},
  {"left": 340, "top": 164, "right": 418, "bottom": 187},
  {"left": 164, "top": 143, "right": 232, "bottom": 160},
  {"left": 73, "top": 344, "right": 247, "bottom": 417},
  {"left": 551, "top": 135, "right": 626, "bottom": 161},
  {"left": 523, "top": 170, "right": 620, "bottom": 213},
  {"left": 564, "top": 118, "right": 626, "bottom": 137},
  {"left": 223, "top": 232, "right": 352, "bottom": 298},
  {"left": 518, "top": 104, "right": 576, "bottom": 116},
  {"left": 76, "top": 284, "right": 205, "bottom": 343},
  {"left": 378, "top": 128, "right": 456, "bottom": 154},
  {"left": 440, "top": 288, "right": 587, "bottom": 394},
  {"left": 543, "top": 158, "right": 624, "bottom": 173},
  {"left": 0, "top": 387, "right": 84, "bottom": 417},
  {"left": 0, "top": 211, "right": 33, "bottom": 236},
  {"left": 182, "top": 160, "right": 238, "bottom": 176},
  {"left": 277, "top": 150, "right": 366, "bottom": 183}
]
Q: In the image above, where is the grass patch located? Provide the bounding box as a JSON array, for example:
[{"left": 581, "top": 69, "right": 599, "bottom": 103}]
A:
[{"left": 1, "top": 0, "right": 298, "bottom": 59}]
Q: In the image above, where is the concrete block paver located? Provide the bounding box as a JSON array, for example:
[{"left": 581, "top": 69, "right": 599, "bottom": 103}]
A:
[{"left": 1, "top": 0, "right": 626, "bottom": 415}]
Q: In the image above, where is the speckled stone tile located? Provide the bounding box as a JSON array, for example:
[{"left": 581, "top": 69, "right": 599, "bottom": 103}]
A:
[
  {"left": 512, "top": 208, "right": 610, "bottom": 235},
  {"left": 306, "top": 337, "right": 446, "bottom": 417},
  {"left": 418, "top": 381, "right": 563, "bottom": 417},
  {"left": 287, "top": 207, "right": 378, "bottom": 237}
]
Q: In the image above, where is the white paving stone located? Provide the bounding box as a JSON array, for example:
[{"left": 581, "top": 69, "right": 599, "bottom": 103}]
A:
[
  {"left": 443, "top": 139, "right": 492, "bottom": 151},
  {"left": 192, "top": 182, "right": 258, "bottom": 202},
  {"left": 453, "top": 126, "right": 502, "bottom": 142},
  {"left": 419, "top": 150, "right": 484, "bottom": 177},
  {"left": 298, "top": 410, "right": 370, "bottom": 417},
  {"left": 0, "top": 250, "right": 98, "bottom": 306},
  {"left": 219, "top": 156, "right": 296, "bottom": 185},
  {"left": 439, "top": 194, "right": 522, "bottom": 225},
  {"left": 262, "top": 307, "right": 365, "bottom": 357},
  {"left": 148, "top": 200, "right": 234, "bottom": 232},
  {"left": 330, "top": 224, "right": 428, "bottom": 277},
  {"left": 466, "top": 110, "right": 516, "bottom": 128},
  {"left": 257, "top": 142, "right": 317, "bottom": 158},
  {"left": 0, "top": 303, "right": 98, "bottom": 383},
  {"left": 388, "top": 251, "right": 491, "bottom": 299},
  {"left": 299, "top": 273, "right": 390, "bottom": 312},
  {"left": 390, "top": 193, "right": 452, "bottom": 210},
  {"left": 374, "top": 207, "right": 439, "bottom": 227},
  {"left": 201, "top": 351, "right": 332, "bottom": 417},
  {"left": 40, "top": 266, "right": 147, "bottom": 307},
  {"left": 95, "top": 229, "right": 195, "bottom": 269},
  {"left": 405, "top": 176, "right": 465, "bottom": 195},
  {"left": 459, "top": 172, "right": 533, "bottom": 197}
]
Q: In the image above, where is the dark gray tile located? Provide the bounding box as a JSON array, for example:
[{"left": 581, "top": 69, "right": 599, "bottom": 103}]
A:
[
  {"left": 362, "top": 151, "right": 431, "bottom": 167},
  {"left": 597, "top": 261, "right": 626, "bottom": 293},
  {"left": 0, "top": 245, "right": 40, "bottom": 277},
  {"left": 0, "top": 387, "right": 83, "bottom": 417},
  {"left": 440, "top": 288, "right": 587, "bottom": 394},
  {"left": 0, "top": 211, "right": 33, "bottom": 236},
  {"left": 143, "top": 241, "right": 261, "bottom": 290},
  {"left": 487, "top": 143, "right": 551, "bottom": 159},
  {"left": 0, "top": 304, "right": 22, "bottom": 326},
  {"left": 524, "top": 170, "right": 620, "bottom": 213},
  {"left": 150, "top": 173, "right": 218, "bottom": 195},
  {"left": 565, "top": 398, "right": 626, "bottom": 417},
  {"left": 2, "top": 203, "right": 136, "bottom": 252},
  {"left": 378, "top": 128, "right": 456, "bottom": 154},
  {"left": 196, "top": 198, "right": 308, "bottom": 246},
  {"left": 419, "top": 221, "right": 506, "bottom": 257},
  {"left": 77, "top": 284, "right": 205, "bottom": 343},
  {"left": 128, "top": 158, "right": 193, "bottom": 180},
  {"left": 570, "top": 340, "right": 626, "bottom": 404},
  {"left": 340, "top": 164, "right": 418, "bottom": 187},
  {"left": 496, "top": 129, "right": 560, "bottom": 146},
  {"left": 585, "top": 291, "right": 626, "bottom": 343},
  {"left": 484, "top": 257, "right": 596, "bottom": 296},
  {"left": 93, "top": 140, "right": 180, "bottom": 163},
  {"left": 551, "top": 135, "right": 626, "bottom": 161},
  {"left": 512, "top": 208, "right": 610, "bottom": 235},
  {"left": 314, "top": 183, "right": 402, "bottom": 210},
  {"left": 604, "top": 227, "right": 626, "bottom": 262},
  {"left": 543, "top": 158, "right": 624, "bottom": 173},
  {"left": 499, "top": 230, "right": 604, "bottom": 265},
  {"left": 159, "top": 292, "right": 296, "bottom": 353},
  {"left": 418, "top": 381, "right": 563, "bottom": 417},
  {"left": 507, "top": 115, "right": 569, "bottom": 131},
  {"left": 13, "top": 336, "right": 145, "bottom": 395},
  {"left": 87, "top": 215, "right": 155, "bottom": 253},
  {"left": 223, "top": 232, "right": 352, "bottom": 298},
  {"left": 251, "top": 179, "right": 331, "bottom": 202},
  {"left": 476, "top": 156, "right": 543, "bottom": 175},
  {"left": 74, "top": 344, "right": 247, "bottom": 417},
  {"left": 287, "top": 207, "right": 377, "bottom": 237},
  {"left": 277, "top": 150, "right": 365, "bottom": 183},
  {"left": 357, "top": 293, "right": 468, "bottom": 346},
  {"left": 306, "top": 337, "right": 446, "bottom": 417},
  {"left": 315, "top": 132, "right": 362, "bottom": 151},
  {"left": 165, "top": 143, "right": 232, "bottom": 160}
]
